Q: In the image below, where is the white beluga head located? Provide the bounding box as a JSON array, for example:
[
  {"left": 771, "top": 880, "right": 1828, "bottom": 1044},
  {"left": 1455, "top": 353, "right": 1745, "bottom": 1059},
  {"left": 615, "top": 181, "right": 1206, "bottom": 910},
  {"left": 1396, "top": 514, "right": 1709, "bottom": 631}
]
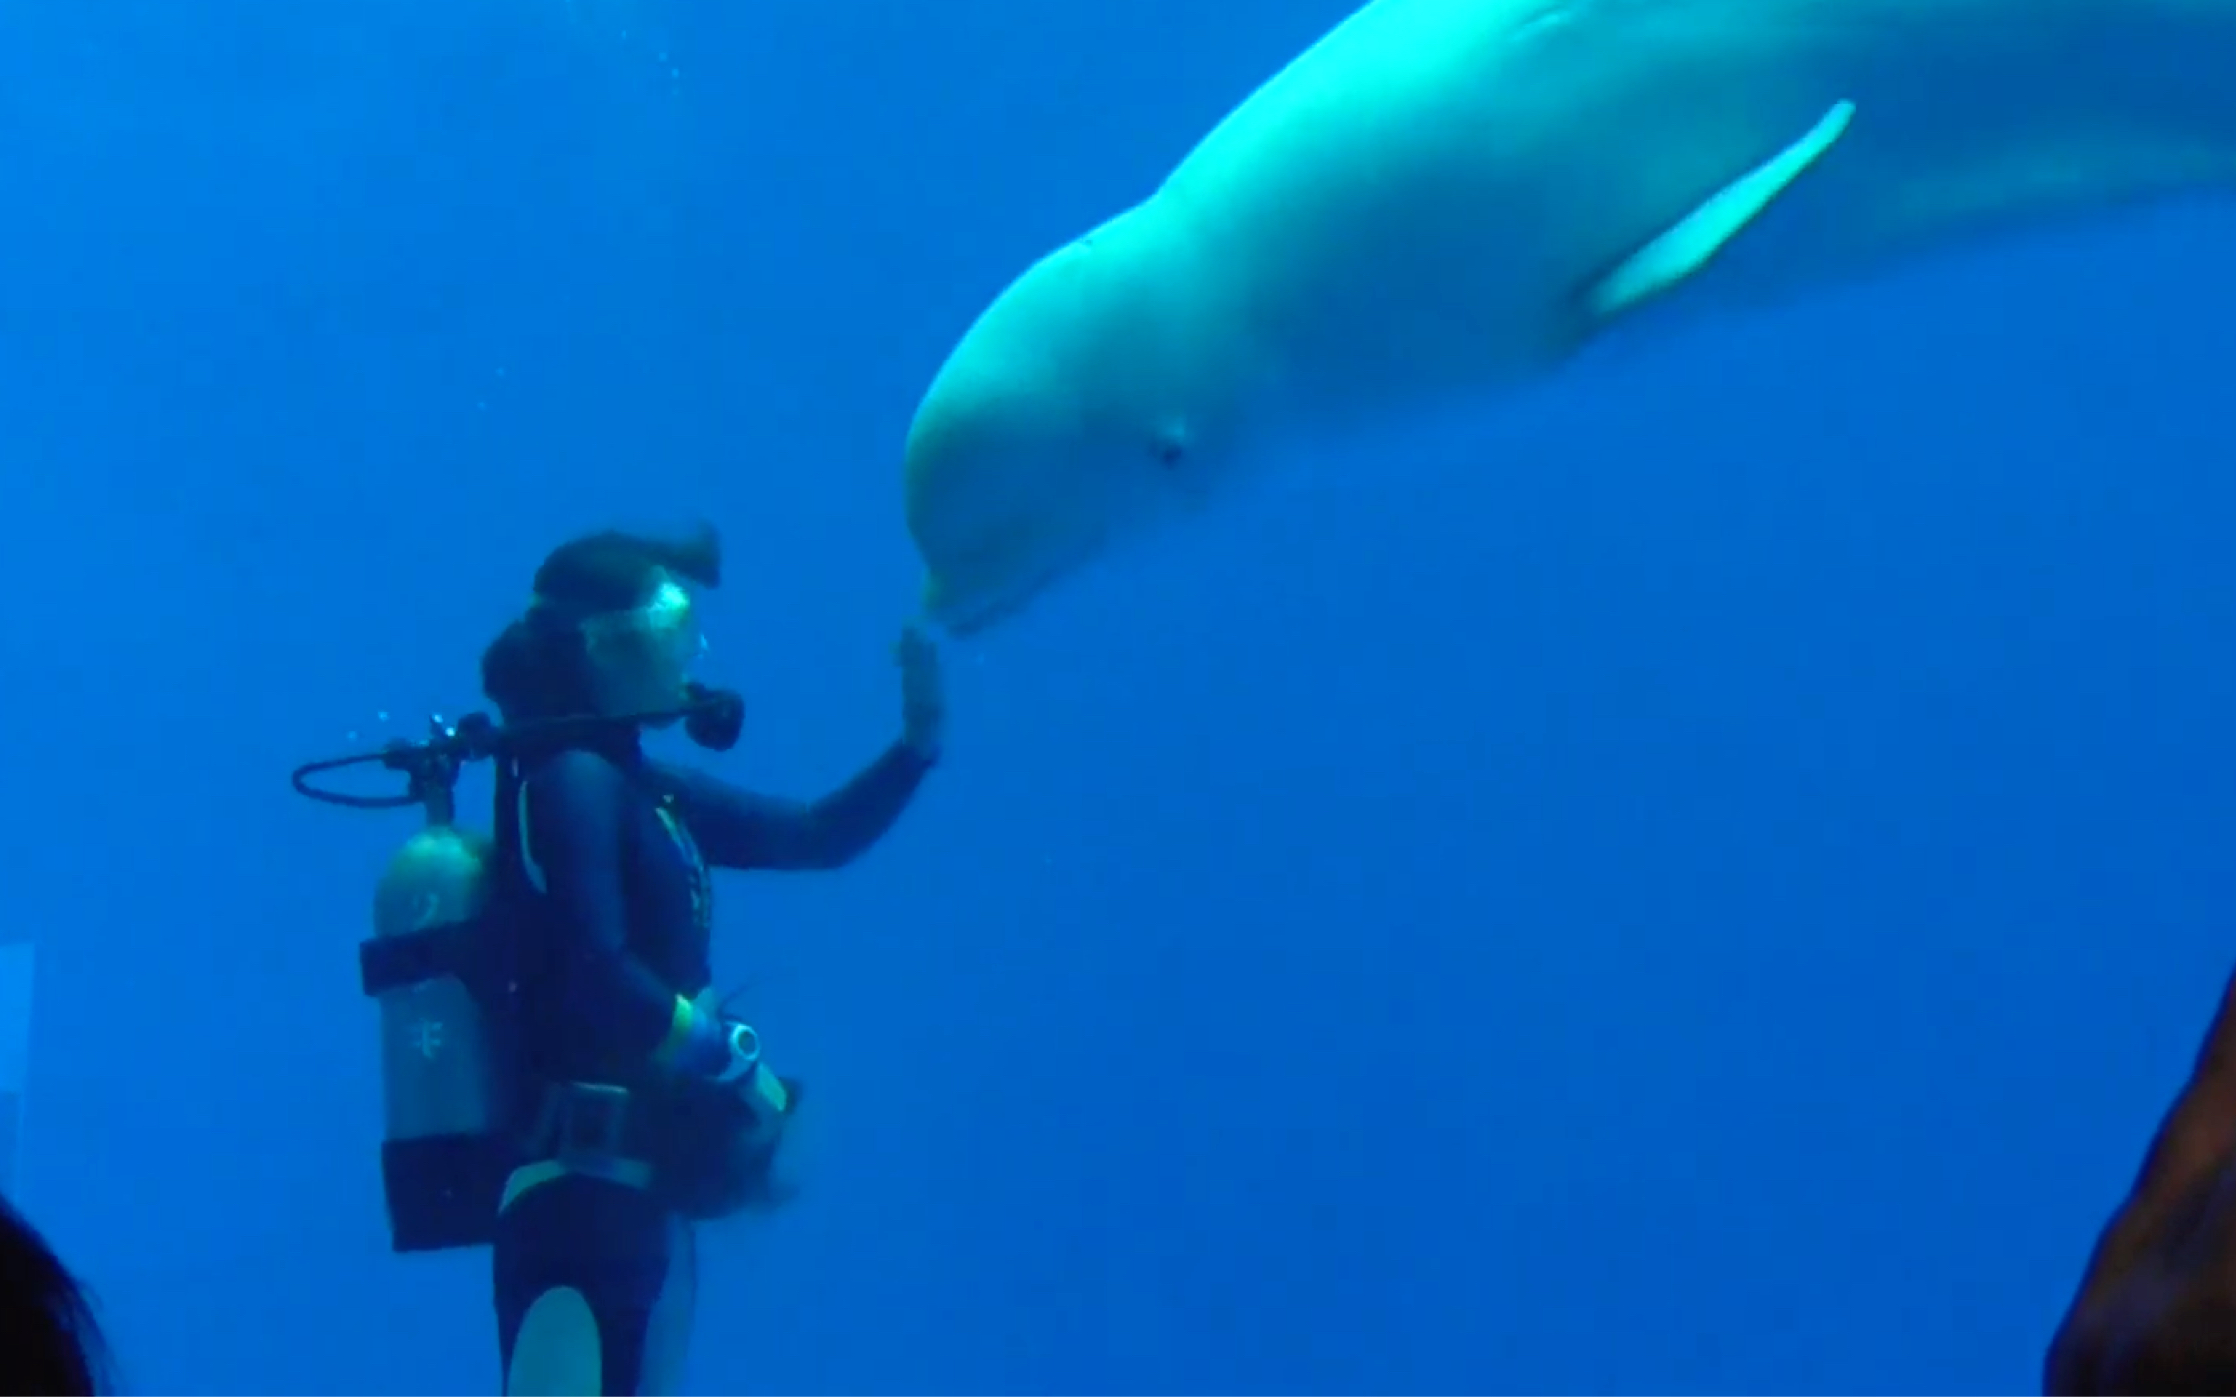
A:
[
  {"left": 903, "top": 207, "right": 1269, "bottom": 635},
  {"left": 903, "top": 0, "right": 2236, "bottom": 637}
]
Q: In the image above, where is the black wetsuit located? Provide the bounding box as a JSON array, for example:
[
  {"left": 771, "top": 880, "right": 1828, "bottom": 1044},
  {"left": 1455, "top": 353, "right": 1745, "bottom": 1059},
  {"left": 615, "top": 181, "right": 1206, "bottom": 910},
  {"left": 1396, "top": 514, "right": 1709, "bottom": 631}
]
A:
[{"left": 490, "top": 731, "right": 931, "bottom": 1396}]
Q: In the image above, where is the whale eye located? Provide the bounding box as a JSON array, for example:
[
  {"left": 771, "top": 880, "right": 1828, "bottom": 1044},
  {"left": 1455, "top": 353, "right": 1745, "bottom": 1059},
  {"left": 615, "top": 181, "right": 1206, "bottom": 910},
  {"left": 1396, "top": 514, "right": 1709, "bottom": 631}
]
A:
[{"left": 1151, "top": 423, "right": 1188, "bottom": 470}]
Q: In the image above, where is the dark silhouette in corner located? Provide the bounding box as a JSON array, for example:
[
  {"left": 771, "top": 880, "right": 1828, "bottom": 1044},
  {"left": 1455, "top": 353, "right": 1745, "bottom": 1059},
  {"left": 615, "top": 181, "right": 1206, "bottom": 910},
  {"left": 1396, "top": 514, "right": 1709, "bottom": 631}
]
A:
[
  {"left": 2048, "top": 960, "right": 2236, "bottom": 1394},
  {"left": 0, "top": 1191, "right": 110, "bottom": 1395}
]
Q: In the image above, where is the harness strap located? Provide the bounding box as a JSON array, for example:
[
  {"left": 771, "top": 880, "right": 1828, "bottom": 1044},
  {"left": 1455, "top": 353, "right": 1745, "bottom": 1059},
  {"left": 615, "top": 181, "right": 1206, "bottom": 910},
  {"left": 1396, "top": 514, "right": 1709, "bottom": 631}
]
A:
[{"left": 503, "top": 1081, "right": 658, "bottom": 1210}]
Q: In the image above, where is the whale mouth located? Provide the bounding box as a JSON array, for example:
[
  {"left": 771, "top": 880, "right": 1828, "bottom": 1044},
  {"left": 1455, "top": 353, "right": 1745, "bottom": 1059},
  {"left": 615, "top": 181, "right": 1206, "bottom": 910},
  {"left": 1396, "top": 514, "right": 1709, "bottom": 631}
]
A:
[{"left": 932, "top": 564, "right": 1061, "bottom": 639}]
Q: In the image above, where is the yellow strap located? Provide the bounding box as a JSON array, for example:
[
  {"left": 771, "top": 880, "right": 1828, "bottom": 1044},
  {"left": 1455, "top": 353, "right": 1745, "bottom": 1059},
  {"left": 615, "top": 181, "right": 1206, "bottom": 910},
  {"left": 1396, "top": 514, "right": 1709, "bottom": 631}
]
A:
[
  {"left": 500, "top": 1157, "right": 654, "bottom": 1215},
  {"left": 650, "top": 994, "right": 698, "bottom": 1070},
  {"left": 748, "top": 1066, "right": 790, "bottom": 1116}
]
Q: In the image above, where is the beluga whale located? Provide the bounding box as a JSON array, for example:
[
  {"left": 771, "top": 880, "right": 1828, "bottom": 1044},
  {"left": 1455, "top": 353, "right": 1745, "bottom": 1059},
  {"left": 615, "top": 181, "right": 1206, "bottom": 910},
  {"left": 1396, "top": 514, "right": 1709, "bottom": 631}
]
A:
[{"left": 902, "top": 0, "right": 2236, "bottom": 636}]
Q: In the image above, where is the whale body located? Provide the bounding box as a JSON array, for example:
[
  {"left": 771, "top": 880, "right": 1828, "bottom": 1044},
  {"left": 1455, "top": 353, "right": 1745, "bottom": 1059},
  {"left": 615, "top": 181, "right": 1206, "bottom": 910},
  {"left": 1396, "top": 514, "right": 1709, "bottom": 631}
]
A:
[{"left": 902, "top": 0, "right": 2236, "bottom": 634}]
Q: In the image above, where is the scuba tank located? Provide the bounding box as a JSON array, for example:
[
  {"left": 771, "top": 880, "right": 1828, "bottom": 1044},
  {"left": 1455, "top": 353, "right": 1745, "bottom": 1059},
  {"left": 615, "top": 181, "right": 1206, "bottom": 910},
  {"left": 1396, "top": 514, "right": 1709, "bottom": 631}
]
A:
[
  {"left": 291, "top": 685, "right": 749, "bottom": 1254},
  {"left": 370, "top": 822, "right": 500, "bottom": 1149},
  {"left": 298, "top": 713, "right": 517, "bottom": 1253},
  {"left": 363, "top": 808, "right": 511, "bottom": 1253}
]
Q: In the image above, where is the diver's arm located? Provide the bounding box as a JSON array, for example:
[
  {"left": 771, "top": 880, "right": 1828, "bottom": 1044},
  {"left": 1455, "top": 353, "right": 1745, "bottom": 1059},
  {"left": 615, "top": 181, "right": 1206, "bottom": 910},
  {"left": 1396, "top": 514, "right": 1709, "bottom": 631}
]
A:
[
  {"left": 523, "top": 750, "right": 745, "bottom": 1078},
  {"left": 660, "top": 741, "right": 935, "bottom": 872}
]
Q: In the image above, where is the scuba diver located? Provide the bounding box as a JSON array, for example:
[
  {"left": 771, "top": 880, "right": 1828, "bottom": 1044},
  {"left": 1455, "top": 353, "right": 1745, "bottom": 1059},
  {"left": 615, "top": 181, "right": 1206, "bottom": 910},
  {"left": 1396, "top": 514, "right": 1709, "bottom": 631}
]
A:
[
  {"left": 2044, "top": 957, "right": 2236, "bottom": 1395},
  {"left": 294, "top": 522, "right": 943, "bottom": 1397}
]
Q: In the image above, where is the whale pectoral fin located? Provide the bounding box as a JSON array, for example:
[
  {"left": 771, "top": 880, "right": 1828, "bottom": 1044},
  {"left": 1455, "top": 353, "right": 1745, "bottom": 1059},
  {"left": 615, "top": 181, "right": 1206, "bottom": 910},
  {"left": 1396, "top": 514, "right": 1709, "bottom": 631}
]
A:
[{"left": 1583, "top": 98, "right": 1858, "bottom": 321}]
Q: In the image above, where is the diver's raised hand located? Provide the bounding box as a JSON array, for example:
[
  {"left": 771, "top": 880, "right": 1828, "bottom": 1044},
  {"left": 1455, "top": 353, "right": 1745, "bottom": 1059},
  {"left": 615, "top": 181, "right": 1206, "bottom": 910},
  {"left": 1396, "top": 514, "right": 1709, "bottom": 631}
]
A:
[{"left": 896, "top": 623, "right": 946, "bottom": 760}]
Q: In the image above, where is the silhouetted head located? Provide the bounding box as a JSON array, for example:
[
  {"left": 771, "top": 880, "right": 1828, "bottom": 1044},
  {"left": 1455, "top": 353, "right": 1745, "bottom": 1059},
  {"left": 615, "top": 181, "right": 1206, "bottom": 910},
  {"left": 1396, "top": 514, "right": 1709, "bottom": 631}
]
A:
[
  {"left": 903, "top": 207, "right": 1256, "bottom": 635},
  {"left": 0, "top": 1192, "right": 113, "bottom": 1395},
  {"left": 481, "top": 523, "right": 720, "bottom": 727}
]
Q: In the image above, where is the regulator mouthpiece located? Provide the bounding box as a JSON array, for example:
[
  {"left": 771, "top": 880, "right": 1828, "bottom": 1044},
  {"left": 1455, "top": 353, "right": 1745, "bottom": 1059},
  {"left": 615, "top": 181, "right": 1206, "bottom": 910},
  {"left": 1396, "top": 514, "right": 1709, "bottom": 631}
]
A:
[{"left": 683, "top": 682, "right": 745, "bottom": 752}]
